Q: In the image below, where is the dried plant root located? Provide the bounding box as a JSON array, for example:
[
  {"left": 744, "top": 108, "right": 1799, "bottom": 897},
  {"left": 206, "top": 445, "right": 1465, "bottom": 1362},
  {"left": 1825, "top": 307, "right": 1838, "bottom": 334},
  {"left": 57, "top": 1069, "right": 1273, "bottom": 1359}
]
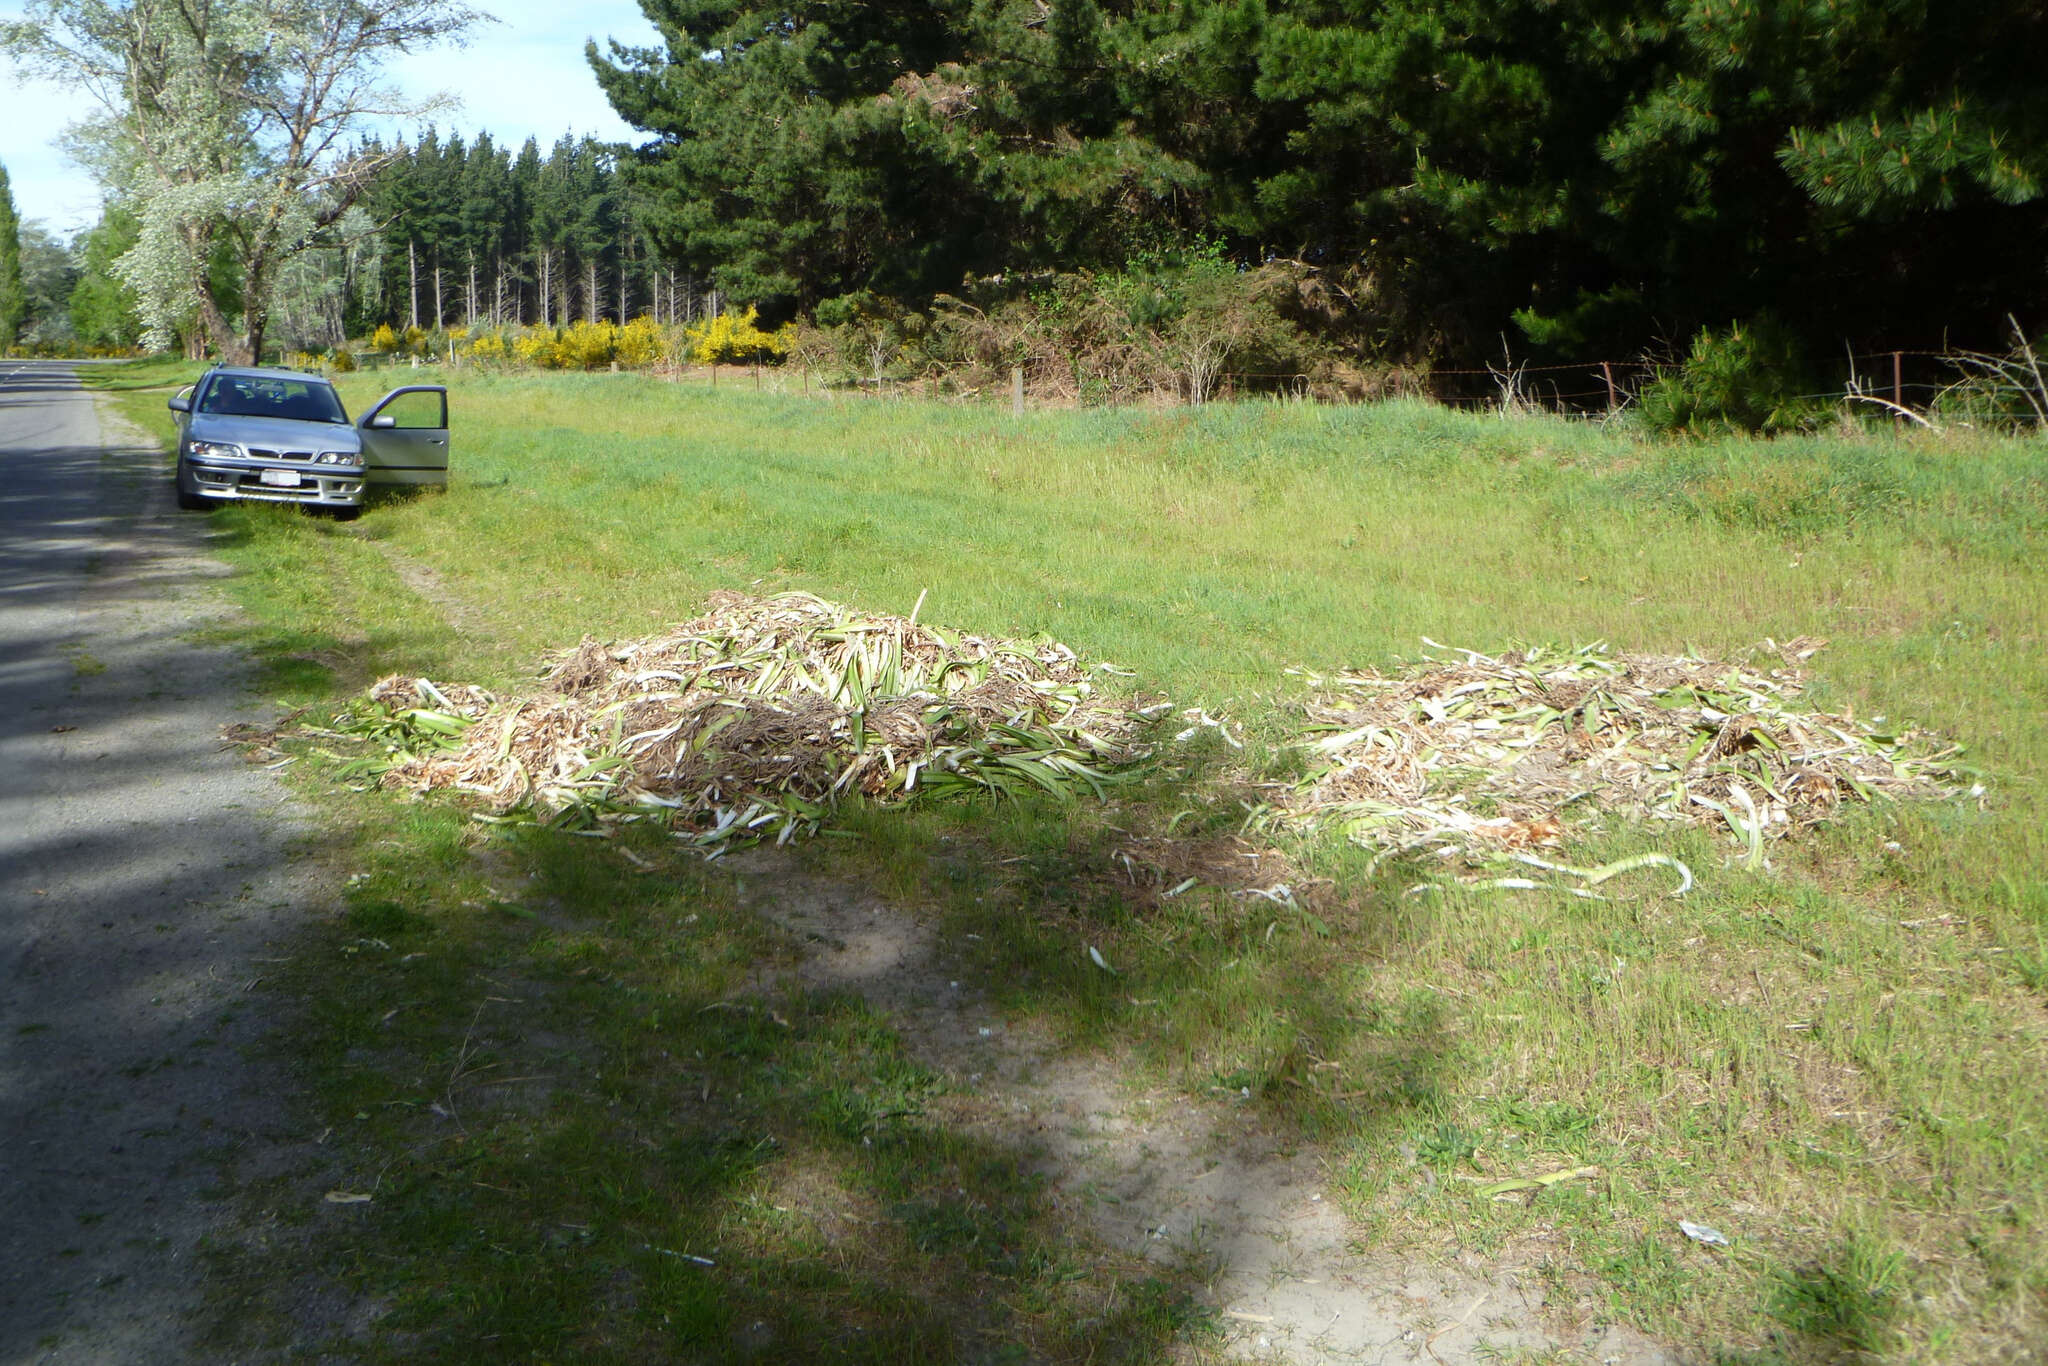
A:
[
  {"left": 321, "top": 592, "right": 1157, "bottom": 850},
  {"left": 1263, "top": 637, "right": 1973, "bottom": 889}
]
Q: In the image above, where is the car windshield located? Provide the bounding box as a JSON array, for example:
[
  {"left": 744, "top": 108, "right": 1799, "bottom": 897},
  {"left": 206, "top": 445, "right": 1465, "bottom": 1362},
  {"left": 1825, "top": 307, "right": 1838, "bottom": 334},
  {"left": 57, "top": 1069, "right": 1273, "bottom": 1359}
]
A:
[{"left": 197, "top": 375, "right": 349, "bottom": 425}]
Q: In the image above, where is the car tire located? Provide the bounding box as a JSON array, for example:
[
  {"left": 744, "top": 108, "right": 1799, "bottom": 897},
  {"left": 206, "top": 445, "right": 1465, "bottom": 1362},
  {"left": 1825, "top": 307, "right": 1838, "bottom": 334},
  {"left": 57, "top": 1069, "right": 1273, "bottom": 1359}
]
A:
[{"left": 331, "top": 504, "right": 362, "bottom": 522}]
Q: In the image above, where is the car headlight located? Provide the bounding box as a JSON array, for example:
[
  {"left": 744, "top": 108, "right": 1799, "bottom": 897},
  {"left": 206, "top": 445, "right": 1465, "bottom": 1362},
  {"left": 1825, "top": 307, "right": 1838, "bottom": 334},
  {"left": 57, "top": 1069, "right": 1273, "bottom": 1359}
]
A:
[
  {"left": 187, "top": 439, "right": 241, "bottom": 459},
  {"left": 313, "top": 451, "right": 362, "bottom": 466}
]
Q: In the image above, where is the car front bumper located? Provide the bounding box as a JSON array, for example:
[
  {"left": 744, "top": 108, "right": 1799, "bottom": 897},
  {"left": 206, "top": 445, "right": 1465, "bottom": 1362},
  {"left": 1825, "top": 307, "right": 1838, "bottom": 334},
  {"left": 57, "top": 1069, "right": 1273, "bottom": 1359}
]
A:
[{"left": 185, "top": 456, "right": 364, "bottom": 507}]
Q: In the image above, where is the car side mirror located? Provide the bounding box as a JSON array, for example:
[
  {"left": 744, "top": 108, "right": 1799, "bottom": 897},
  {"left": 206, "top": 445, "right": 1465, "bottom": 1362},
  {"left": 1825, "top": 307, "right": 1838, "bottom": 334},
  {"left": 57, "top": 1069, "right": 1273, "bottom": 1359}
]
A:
[
  {"left": 367, "top": 414, "right": 397, "bottom": 429},
  {"left": 168, "top": 395, "right": 191, "bottom": 413}
]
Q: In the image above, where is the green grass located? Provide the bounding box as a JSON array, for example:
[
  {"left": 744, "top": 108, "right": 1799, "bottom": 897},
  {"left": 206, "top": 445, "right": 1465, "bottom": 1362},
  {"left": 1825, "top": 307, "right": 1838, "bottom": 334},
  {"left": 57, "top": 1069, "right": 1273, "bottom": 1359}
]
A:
[{"left": 90, "top": 362, "right": 2048, "bottom": 1361}]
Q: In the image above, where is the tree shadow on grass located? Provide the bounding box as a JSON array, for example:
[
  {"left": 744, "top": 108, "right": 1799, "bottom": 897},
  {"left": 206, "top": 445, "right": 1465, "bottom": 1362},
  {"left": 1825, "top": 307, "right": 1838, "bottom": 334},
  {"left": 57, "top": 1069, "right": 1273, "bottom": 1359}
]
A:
[
  {"left": 199, "top": 752, "right": 1459, "bottom": 1362},
  {"left": 1758, "top": 1235, "right": 1906, "bottom": 1360}
]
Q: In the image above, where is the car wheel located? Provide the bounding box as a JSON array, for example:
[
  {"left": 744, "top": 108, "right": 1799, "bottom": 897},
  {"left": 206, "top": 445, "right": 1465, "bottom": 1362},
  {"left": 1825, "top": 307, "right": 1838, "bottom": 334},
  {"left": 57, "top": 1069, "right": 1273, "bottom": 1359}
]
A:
[{"left": 331, "top": 504, "right": 362, "bottom": 522}]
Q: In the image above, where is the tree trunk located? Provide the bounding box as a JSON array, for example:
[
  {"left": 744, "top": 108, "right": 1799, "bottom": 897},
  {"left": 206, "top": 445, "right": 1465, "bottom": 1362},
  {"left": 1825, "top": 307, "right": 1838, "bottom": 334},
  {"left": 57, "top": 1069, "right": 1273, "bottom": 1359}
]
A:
[
  {"left": 433, "top": 261, "right": 445, "bottom": 332},
  {"left": 408, "top": 239, "right": 419, "bottom": 332},
  {"left": 466, "top": 253, "right": 478, "bottom": 324},
  {"left": 583, "top": 258, "right": 600, "bottom": 324},
  {"left": 234, "top": 298, "right": 265, "bottom": 366},
  {"left": 181, "top": 221, "right": 243, "bottom": 361}
]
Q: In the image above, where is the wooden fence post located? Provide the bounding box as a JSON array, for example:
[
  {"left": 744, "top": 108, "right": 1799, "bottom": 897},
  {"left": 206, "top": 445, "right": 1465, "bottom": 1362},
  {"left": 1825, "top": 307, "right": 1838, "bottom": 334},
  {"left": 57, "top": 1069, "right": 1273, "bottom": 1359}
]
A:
[
  {"left": 1012, "top": 366, "right": 1024, "bottom": 418},
  {"left": 1601, "top": 361, "right": 1618, "bottom": 412},
  {"left": 1892, "top": 351, "right": 1903, "bottom": 420}
]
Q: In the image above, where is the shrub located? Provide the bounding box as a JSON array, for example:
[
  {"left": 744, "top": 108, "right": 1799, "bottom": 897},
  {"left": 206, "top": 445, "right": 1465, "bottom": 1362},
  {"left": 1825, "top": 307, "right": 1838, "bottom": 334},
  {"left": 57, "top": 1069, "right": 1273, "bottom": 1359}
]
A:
[
  {"left": 369, "top": 323, "right": 398, "bottom": 353},
  {"left": 812, "top": 294, "right": 922, "bottom": 384},
  {"left": 330, "top": 348, "right": 357, "bottom": 372},
  {"left": 514, "top": 329, "right": 559, "bottom": 368},
  {"left": 557, "top": 317, "right": 618, "bottom": 366},
  {"left": 1638, "top": 317, "right": 1819, "bottom": 434},
  {"left": 615, "top": 316, "right": 666, "bottom": 368},
  {"left": 687, "top": 306, "right": 794, "bottom": 366},
  {"left": 466, "top": 332, "right": 507, "bottom": 364},
  {"left": 557, "top": 320, "right": 618, "bottom": 370},
  {"left": 921, "top": 256, "right": 1329, "bottom": 403}
]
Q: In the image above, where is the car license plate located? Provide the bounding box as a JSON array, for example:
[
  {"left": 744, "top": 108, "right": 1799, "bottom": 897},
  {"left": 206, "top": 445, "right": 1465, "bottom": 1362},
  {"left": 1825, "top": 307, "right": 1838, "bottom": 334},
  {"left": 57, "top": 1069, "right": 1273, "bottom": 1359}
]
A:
[{"left": 259, "top": 468, "right": 301, "bottom": 487}]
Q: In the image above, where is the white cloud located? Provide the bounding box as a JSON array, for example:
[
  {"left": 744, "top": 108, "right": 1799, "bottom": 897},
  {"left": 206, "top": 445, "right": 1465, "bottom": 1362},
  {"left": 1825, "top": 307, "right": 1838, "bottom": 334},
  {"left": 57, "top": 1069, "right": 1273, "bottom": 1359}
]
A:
[{"left": 0, "top": 0, "right": 663, "bottom": 236}]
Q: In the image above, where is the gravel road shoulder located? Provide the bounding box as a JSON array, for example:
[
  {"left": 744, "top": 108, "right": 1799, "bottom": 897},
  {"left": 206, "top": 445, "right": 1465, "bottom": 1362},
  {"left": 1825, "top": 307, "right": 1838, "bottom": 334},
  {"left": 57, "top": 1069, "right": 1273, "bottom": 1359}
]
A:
[{"left": 0, "top": 381, "right": 329, "bottom": 1365}]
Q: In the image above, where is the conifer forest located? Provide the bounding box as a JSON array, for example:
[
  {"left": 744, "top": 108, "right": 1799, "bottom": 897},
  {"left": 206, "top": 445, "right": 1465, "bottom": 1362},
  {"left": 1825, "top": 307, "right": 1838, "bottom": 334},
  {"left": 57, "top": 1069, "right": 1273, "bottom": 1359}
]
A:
[{"left": 9, "top": 0, "right": 2048, "bottom": 393}]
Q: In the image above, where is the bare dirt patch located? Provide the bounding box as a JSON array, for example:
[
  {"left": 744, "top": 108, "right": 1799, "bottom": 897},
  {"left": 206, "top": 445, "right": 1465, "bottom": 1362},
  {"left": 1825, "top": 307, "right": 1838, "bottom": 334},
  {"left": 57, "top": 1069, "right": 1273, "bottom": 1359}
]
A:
[
  {"left": 368, "top": 538, "right": 501, "bottom": 646},
  {"left": 727, "top": 847, "right": 1676, "bottom": 1364}
]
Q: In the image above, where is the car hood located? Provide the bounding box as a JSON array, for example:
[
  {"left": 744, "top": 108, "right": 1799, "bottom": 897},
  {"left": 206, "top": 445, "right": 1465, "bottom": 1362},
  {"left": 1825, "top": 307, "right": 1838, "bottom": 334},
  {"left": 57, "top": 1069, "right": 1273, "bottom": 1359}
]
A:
[{"left": 188, "top": 411, "right": 361, "bottom": 455}]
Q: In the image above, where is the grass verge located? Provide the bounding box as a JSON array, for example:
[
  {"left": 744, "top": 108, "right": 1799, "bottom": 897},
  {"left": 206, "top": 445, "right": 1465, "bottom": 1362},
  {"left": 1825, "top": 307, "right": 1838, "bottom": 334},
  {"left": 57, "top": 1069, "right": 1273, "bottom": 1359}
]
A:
[{"left": 91, "top": 362, "right": 2047, "bottom": 1361}]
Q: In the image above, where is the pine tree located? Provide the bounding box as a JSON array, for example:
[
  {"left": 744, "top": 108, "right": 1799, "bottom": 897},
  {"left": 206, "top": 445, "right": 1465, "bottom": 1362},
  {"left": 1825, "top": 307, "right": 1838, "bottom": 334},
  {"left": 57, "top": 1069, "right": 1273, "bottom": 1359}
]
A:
[
  {"left": 458, "top": 133, "right": 512, "bottom": 324},
  {"left": 0, "top": 160, "right": 23, "bottom": 350},
  {"left": 508, "top": 138, "right": 543, "bottom": 324},
  {"left": 590, "top": 0, "right": 2047, "bottom": 361}
]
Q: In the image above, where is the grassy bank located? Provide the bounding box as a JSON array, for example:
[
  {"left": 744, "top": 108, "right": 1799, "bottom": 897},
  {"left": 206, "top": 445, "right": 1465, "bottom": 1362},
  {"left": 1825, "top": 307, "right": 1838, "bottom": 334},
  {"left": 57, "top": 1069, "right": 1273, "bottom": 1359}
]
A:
[{"left": 96, "top": 364, "right": 2047, "bottom": 1361}]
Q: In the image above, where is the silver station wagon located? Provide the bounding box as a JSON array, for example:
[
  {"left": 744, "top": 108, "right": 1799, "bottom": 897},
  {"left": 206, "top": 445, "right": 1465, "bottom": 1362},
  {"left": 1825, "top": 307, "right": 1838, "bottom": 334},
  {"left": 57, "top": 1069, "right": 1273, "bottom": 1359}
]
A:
[{"left": 169, "top": 366, "right": 449, "bottom": 517}]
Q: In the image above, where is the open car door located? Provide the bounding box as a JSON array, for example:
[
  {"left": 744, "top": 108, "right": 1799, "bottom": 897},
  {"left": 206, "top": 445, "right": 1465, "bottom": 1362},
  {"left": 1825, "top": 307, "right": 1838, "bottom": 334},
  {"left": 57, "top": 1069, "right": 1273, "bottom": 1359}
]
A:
[{"left": 357, "top": 386, "right": 449, "bottom": 487}]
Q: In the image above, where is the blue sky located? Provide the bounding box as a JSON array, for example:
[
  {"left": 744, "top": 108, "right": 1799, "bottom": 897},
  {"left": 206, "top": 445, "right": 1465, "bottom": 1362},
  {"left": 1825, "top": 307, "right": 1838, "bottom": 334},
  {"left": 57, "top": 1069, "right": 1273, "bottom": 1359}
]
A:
[{"left": 0, "top": 0, "right": 662, "bottom": 237}]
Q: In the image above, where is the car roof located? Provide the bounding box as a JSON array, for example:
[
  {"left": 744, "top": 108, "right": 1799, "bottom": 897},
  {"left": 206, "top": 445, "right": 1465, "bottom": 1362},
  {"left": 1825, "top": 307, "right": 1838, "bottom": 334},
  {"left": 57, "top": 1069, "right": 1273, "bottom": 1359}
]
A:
[{"left": 205, "top": 365, "right": 335, "bottom": 385}]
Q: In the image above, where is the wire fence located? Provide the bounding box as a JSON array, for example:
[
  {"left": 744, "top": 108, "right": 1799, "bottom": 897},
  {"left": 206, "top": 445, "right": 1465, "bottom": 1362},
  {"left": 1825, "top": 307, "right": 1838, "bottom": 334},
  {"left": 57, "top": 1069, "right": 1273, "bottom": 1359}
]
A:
[
  {"left": 1449, "top": 349, "right": 1963, "bottom": 415},
  {"left": 1192, "top": 349, "right": 1967, "bottom": 417},
  {"left": 731, "top": 346, "right": 1982, "bottom": 419},
  {"left": 415, "top": 339, "right": 2014, "bottom": 423}
]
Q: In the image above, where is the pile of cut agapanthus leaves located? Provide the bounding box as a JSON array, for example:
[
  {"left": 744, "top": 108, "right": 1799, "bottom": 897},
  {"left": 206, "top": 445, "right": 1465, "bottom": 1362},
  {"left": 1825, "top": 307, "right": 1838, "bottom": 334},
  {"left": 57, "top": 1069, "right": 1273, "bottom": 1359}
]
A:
[
  {"left": 319, "top": 591, "right": 1160, "bottom": 851},
  {"left": 1261, "top": 636, "right": 1975, "bottom": 895}
]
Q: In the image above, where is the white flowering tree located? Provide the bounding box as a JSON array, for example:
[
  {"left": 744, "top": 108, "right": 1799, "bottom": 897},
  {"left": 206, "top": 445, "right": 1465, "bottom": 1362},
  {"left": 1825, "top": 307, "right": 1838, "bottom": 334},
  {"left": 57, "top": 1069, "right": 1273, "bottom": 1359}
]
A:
[{"left": 2, "top": 0, "right": 481, "bottom": 360}]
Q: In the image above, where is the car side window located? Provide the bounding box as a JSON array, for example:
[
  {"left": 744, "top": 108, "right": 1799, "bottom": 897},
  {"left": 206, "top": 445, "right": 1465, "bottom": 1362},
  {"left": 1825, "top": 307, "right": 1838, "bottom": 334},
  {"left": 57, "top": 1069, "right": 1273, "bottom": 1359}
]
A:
[{"left": 376, "top": 391, "right": 446, "bottom": 429}]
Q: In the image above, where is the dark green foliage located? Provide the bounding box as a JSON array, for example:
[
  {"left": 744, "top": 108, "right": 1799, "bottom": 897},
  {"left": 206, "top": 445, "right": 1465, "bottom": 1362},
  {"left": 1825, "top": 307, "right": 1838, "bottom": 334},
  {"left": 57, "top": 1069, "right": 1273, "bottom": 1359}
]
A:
[
  {"left": 355, "top": 131, "right": 673, "bottom": 332},
  {"left": 69, "top": 205, "right": 143, "bottom": 350},
  {"left": 590, "top": 0, "right": 1208, "bottom": 315},
  {"left": 0, "top": 160, "right": 21, "bottom": 349},
  {"left": 0, "top": 165, "right": 71, "bottom": 352},
  {"left": 589, "top": 0, "right": 2048, "bottom": 373},
  {"left": 1638, "top": 318, "right": 1820, "bottom": 435}
]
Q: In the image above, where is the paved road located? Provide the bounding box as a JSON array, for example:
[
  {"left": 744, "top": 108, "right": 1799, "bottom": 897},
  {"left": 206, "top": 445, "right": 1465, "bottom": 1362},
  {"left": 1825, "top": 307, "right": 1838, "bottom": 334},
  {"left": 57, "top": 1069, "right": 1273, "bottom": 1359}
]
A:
[{"left": 0, "top": 363, "right": 320, "bottom": 1362}]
